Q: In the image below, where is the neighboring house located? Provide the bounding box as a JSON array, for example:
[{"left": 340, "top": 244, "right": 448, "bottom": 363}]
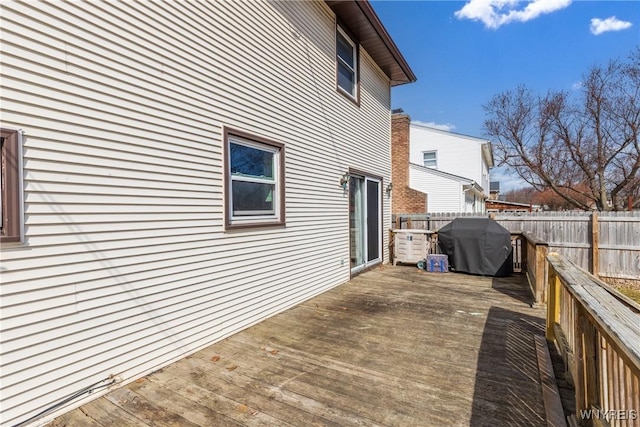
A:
[
  {"left": 391, "top": 114, "right": 494, "bottom": 214},
  {"left": 489, "top": 181, "right": 500, "bottom": 200},
  {"left": 486, "top": 200, "right": 534, "bottom": 212},
  {"left": 0, "top": 2, "right": 415, "bottom": 426}
]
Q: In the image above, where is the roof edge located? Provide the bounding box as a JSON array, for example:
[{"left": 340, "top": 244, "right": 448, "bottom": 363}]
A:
[
  {"left": 356, "top": 1, "right": 417, "bottom": 85},
  {"left": 327, "top": 0, "right": 417, "bottom": 86},
  {"left": 410, "top": 162, "right": 482, "bottom": 190},
  {"left": 410, "top": 122, "right": 489, "bottom": 143}
]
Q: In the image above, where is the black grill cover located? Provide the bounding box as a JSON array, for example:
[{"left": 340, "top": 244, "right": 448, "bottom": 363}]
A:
[{"left": 438, "top": 218, "right": 513, "bottom": 276}]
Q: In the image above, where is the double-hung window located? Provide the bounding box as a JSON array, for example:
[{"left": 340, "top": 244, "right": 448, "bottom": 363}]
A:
[
  {"left": 423, "top": 151, "right": 437, "bottom": 168},
  {"left": 336, "top": 26, "right": 358, "bottom": 100},
  {"left": 1, "top": 128, "right": 23, "bottom": 243},
  {"left": 224, "top": 128, "right": 285, "bottom": 228}
]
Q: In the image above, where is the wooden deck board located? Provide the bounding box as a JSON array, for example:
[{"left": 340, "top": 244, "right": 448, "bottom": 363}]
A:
[
  {"left": 51, "top": 266, "right": 549, "bottom": 426},
  {"left": 193, "top": 338, "right": 451, "bottom": 426}
]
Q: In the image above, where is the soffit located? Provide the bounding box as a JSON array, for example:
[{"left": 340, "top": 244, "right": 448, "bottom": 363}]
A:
[{"left": 326, "top": 0, "right": 417, "bottom": 86}]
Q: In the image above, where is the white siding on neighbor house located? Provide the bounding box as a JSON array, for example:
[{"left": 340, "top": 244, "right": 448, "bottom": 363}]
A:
[
  {"left": 465, "top": 192, "right": 480, "bottom": 213},
  {"left": 409, "top": 163, "right": 486, "bottom": 213},
  {"left": 409, "top": 124, "right": 487, "bottom": 189},
  {"left": 480, "top": 160, "right": 490, "bottom": 198},
  {"left": 0, "top": 1, "right": 392, "bottom": 426},
  {"left": 409, "top": 164, "right": 462, "bottom": 213}
]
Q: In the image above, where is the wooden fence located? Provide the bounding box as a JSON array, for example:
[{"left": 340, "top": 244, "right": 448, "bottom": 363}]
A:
[
  {"left": 523, "top": 232, "right": 549, "bottom": 305},
  {"left": 392, "top": 211, "right": 640, "bottom": 281},
  {"left": 546, "top": 253, "right": 640, "bottom": 427}
]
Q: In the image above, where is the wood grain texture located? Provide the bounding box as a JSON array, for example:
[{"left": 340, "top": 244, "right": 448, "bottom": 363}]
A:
[
  {"left": 547, "top": 253, "right": 640, "bottom": 426},
  {"left": 52, "top": 266, "right": 551, "bottom": 426},
  {"left": 534, "top": 335, "right": 567, "bottom": 427}
]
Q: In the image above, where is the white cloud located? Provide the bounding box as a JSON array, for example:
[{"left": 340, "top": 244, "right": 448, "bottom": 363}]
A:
[
  {"left": 455, "top": 0, "right": 572, "bottom": 30},
  {"left": 571, "top": 81, "right": 582, "bottom": 91},
  {"left": 412, "top": 120, "right": 456, "bottom": 131},
  {"left": 590, "top": 17, "right": 632, "bottom": 35}
]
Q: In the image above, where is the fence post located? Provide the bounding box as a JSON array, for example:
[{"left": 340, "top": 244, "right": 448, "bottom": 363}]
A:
[
  {"left": 536, "top": 243, "right": 548, "bottom": 304},
  {"left": 521, "top": 235, "right": 528, "bottom": 273},
  {"left": 581, "top": 313, "right": 599, "bottom": 413},
  {"left": 546, "top": 262, "right": 561, "bottom": 342},
  {"left": 574, "top": 307, "right": 586, "bottom": 415},
  {"left": 591, "top": 211, "right": 599, "bottom": 276},
  {"left": 389, "top": 229, "right": 395, "bottom": 265}
]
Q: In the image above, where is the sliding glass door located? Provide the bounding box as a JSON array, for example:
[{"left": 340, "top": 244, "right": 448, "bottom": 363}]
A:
[
  {"left": 366, "top": 179, "right": 380, "bottom": 262},
  {"left": 349, "top": 174, "right": 381, "bottom": 272}
]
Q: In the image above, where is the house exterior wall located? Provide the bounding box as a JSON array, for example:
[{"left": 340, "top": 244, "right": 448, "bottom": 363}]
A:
[
  {"left": 0, "top": 1, "right": 393, "bottom": 425},
  {"left": 480, "top": 159, "right": 490, "bottom": 197},
  {"left": 407, "top": 124, "right": 491, "bottom": 213},
  {"left": 409, "top": 125, "right": 489, "bottom": 191},
  {"left": 409, "top": 164, "right": 463, "bottom": 212},
  {"left": 391, "top": 114, "right": 427, "bottom": 214},
  {"left": 465, "top": 191, "right": 479, "bottom": 213}
]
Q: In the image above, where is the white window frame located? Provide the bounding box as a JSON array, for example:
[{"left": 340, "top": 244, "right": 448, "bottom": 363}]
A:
[
  {"left": 224, "top": 128, "right": 285, "bottom": 229},
  {"left": 336, "top": 26, "right": 358, "bottom": 100},
  {"left": 423, "top": 150, "right": 437, "bottom": 168}
]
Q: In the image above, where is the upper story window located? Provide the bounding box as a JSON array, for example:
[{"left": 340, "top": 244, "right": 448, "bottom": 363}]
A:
[
  {"left": 336, "top": 26, "right": 358, "bottom": 101},
  {"left": 423, "top": 151, "right": 437, "bottom": 168},
  {"left": 1, "top": 128, "right": 23, "bottom": 243},
  {"left": 224, "top": 128, "right": 285, "bottom": 229}
]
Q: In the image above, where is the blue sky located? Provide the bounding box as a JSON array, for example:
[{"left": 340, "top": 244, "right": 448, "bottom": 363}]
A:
[{"left": 371, "top": 0, "right": 639, "bottom": 190}]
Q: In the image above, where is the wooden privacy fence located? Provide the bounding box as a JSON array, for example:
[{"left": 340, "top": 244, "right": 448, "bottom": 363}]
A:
[
  {"left": 546, "top": 253, "right": 640, "bottom": 427},
  {"left": 392, "top": 211, "right": 640, "bottom": 281}
]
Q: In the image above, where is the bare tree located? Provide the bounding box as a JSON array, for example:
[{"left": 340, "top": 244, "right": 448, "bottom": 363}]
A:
[
  {"left": 503, "top": 186, "right": 591, "bottom": 211},
  {"left": 484, "top": 48, "right": 640, "bottom": 211}
]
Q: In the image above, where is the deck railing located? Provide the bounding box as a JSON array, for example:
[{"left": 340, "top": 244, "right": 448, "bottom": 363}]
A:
[
  {"left": 521, "top": 232, "right": 549, "bottom": 305},
  {"left": 546, "top": 253, "right": 640, "bottom": 427}
]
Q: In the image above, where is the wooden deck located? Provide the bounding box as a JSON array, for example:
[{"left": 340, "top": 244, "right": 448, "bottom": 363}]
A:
[{"left": 52, "top": 266, "right": 551, "bottom": 427}]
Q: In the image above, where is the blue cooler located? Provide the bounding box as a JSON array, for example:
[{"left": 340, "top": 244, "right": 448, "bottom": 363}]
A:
[{"left": 425, "top": 254, "right": 449, "bottom": 273}]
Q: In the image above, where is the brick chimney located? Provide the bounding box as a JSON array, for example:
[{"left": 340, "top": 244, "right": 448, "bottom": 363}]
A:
[{"left": 391, "top": 113, "right": 427, "bottom": 215}]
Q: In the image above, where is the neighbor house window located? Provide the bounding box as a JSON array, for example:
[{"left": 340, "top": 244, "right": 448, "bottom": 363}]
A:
[
  {"left": 1, "top": 128, "right": 22, "bottom": 243},
  {"left": 336, "top": 26, "right": 358, "bottom": 100},
  {"left": 224, "top": 128, "right": 285, "bottom": 229},
  {"left": 423, "top": 151, "right": 437, "bottom": 168}
]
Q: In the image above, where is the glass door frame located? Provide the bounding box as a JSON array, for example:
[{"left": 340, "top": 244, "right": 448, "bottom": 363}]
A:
[{"left": 349, "top": 169, "right": 383, "bottom": 275}]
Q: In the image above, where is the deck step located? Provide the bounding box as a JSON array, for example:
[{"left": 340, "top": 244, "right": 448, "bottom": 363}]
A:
[{"left": 535, "top": 335, "right": 568, "bottom": 427}]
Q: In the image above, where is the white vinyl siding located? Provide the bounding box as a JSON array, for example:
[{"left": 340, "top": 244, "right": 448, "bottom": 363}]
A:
[
  {"left": 481, "top": 160, "right": 490, "bottom": 196},
  {"left": 408, "top": 124, "right": 492, "bottom": 213},
  {"left": 409, "top": 164, "right": 471, "bottom": 213},
  {"left": 0, "top": 1, "right": 392, "bottom": 425},
  {"left": 410, "top": 125, "right": 488, "bottom": 187},
  {"left": 465, "top": 191, "right": 477, "bottom": 213}
]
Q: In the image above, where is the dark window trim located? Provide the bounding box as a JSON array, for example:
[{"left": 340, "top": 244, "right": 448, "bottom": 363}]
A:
[
  {"left": 1, "top": 128, "right": 22, "bottom": 243},
  {"left": 223, "top": 127, "right": 286, "bottom": 231},
  {"left": 335, "top": 22, "right": 361, "bottom": 106}
]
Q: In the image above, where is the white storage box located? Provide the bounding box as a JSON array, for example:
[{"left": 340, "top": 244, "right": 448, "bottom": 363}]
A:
[{"left": 392, "top": 229, "right": 432, "bottom": 266}]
